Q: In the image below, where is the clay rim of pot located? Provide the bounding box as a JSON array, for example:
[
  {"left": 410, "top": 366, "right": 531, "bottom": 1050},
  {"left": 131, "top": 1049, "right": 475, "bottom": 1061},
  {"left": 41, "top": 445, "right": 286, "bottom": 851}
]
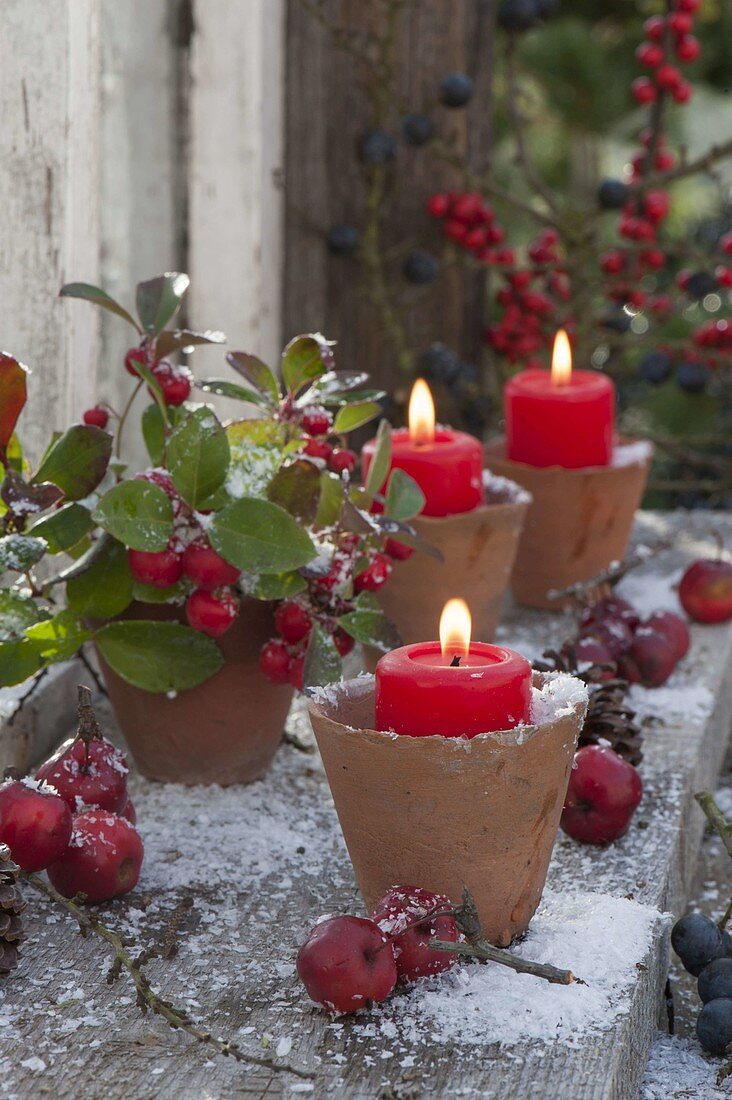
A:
[
  {"left": 484, "top": 435, "right": 654, "bottom": 477},
  {"left": 308, "top": 670, "right": 588, "bottom": 746},
  {"left": 401, "top": 467, "right": 533, "bottom": 531}
]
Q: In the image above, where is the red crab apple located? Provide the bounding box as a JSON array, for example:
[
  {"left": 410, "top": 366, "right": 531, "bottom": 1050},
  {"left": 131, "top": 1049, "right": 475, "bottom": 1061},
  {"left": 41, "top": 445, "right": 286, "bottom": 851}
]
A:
[
  {"left": 561, "top": 745, "right": 643, "bottom": 845},
  {"left": 47, "top": 811, "right": 144, "bottom": 903},
  {"left": 643, "top": 611, "right": 690, "bottom": 662},
  {"left": 617, "top": 628, "right": 677, "bottom": 687},
  {"left": 372, "top": 886, "right": 459, "bottom": 982},
  {"left": 37, "top": 735, "right": 128, "bottom": 814},
  {"left": 296, "top": 915, "right": 397, "bottom": 1013},
  {"left": 679, "top": 559, "right": 732, "bottom": 624},
  {"left": 120, "top": 798, "right": 136, "bottom": 825},
  {"left": 572, "top": 637, "right": 616, "bottom": 682},
  {"left": 0, "top": 780, "right": 72, "bottom": 872}
]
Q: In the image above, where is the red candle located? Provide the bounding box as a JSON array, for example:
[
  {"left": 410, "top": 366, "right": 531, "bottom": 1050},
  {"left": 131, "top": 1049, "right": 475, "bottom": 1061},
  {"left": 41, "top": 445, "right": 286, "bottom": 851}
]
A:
[
  {"left": 504, "top": 330, "right": 615, "bottom": 469},
  {"left": 375, "top": 599, "right": 532, "bottom": 738},
  {"left": 361, "top": 380, "right": 483, "bottom": 517}
]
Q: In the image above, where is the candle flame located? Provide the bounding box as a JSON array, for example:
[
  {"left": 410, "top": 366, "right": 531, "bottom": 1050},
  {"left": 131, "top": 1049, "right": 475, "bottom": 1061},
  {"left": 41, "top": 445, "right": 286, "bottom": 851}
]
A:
[
  {"left": 440, "top": 598, "right": 472, "bottom": 662},
  {"left": 551, "top": 329, "right": 572, "bottom": 386},
  {"left": 408, "top": 379, "right": 436, "bottom": 445}
]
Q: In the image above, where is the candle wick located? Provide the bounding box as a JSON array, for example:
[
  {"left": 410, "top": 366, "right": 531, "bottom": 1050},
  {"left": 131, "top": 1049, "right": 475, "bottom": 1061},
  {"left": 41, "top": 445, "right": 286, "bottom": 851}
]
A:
[{"left": 450, "top": 655, "right": 461, "bottom": 667}]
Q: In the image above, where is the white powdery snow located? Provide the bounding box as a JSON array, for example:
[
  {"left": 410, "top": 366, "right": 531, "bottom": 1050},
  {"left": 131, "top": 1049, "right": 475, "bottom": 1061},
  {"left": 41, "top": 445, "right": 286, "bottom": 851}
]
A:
[
  {"left": 482, "top": 469, "right": 532, "bottom": 506},
  {"left": 642, "top": 1034, "right": 730, "bottom": 1099},
  {"left": 366, "top": 890, "right": 662, "bottom": 1049}
]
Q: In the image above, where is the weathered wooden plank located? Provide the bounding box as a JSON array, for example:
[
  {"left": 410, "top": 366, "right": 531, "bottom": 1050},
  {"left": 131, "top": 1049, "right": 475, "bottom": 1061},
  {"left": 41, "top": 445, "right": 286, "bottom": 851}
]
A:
[
  {"left": 1, "top": 512, "right": 731, "bottom": 1100},
  {"left": 0, "top": 0, "right": 101, "bottom": 466},
  {"left": 187, "top": 0, "right": 285, "bottom": 385}
]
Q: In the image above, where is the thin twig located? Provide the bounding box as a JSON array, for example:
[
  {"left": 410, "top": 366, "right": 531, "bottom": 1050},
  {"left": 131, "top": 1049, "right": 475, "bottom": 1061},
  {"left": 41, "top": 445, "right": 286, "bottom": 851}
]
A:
[
  {"left": 695, "top": 791, "right": 732, "bottom": 863},
  {"left": 162, "top": 895, "right": 194, "bottom": 959},
  {"left": 548, "top": 540, "right": 672, "bottom": 605},
  {"left": 22, "top": 873, "right": 313, "bottom": 1081},
  {"left": 629, "top": 136, "right": 732, "bottom": 193}
]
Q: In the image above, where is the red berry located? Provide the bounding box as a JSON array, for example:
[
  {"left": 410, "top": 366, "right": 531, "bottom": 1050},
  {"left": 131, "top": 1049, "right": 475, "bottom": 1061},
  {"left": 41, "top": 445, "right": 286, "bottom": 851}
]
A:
[
  {"left": 427, "top": 193, "right": 451, "bottom": 219},
  {"left": 676, "top": 34, "right": 701, "bottom": 62},
  {"left": 120, "top": 797, "right": 136, "bottom": 825},
  {"left": 372, "top": 886, "right": 459, "bottom": 982},
  {"left": 617, "top": 629, "right": 677, "bottom": 687},
  {"left": 328, "top": 449, "right": 358, "bottom": 476},
  {"left": 124, "top": 344, "right": 156, "bottom": 377},
  {"left": 716, "top": 265, "right": 732, "bottom": 289},
  {"left": 288, "top": 654, "right": 306, "bottom": 691},
  {"left": 636, "top": 42, "right": 664, "bottom": 68},
  {"left": 151, "top": 360, "right": 192, "bottom": 406},
  {"left": 384, "top": 538, "right": 414, "bottom": 562},
  {"left": 655, "top": 64, "right": 683, "bottom": 90},
  {"left": 494, "top": 246, "right": 516, "bottom": 266},
  {"left": 0, "top": 780, "right": 72, "bottom": 872},
  {"left": 656, "top": 149, "right": 676, "bottom": 171},
  {"left": 303, "top": 438, "right": 333, "bottom": 461},
  {"left": 182, "top": 541, "right": 239, "bottom": 590},
  {"left": 274, "top": 600, "right": 312, "bottom": 645},
  {"left": 679, "top": 559, "right": 732, "bottom": 624},
  {"left": 451, "top": 192, "right": 482, "bottom": 224},
  {"left": 601, "top": 250, "right": 626, "bottom": 275},
  {"left": 186, "top": 588, "right": 239, "bottom": 638},
  {"left": 641, "top": 248, "right": 667, "bottom": 270},
  {"left": 561, "top": 746, "right": 643, "bottom": 845},
  {"left": 301, "top": 405, "right": 333, "bottom": 437},
  {"left": 643, "top": 15, "right": 665, "bottom": 41},
  {"left": 677, "top": 0, "right": 700, "bottom": 11},
  {"left": 719, "top": 233, "right": 732, "bottom": 257},
  {"left": 632, "top": 77, "right": 657, "bottom": 104},
  {"left": 354, "top": 553, "right": 392, "bottom": 593},
  {"left": 259, "top": 639, "right": 292, "bottom": 684},
  {"left": 127, "top": 548, "right": 184, "bottom": 588},
  {"left": 644, "top": 611, "right": 690, "bottom": 662},
  {"left": 671, "top": 79, "right": 692, "bottom": 104},
  {"left": 37, "top": 737, "right": 128, "bottom": 815},
  {"left": 47, "top": 811, "right": 144, "bottom": 903},
  {"left": 644, "top": 190, "right": 670, "bottom": 224},
  {"left": 82, "top": 406, "right": 109, "bottom": 429},
  {"left": 296, "top": 915, "right": 397, "bottom": 1013},
  {"left": 333, "top": 627, "right": 355, "bottom": 658},
  {"left": 669, "top": 12, "right": 693, "bottom": 36}
]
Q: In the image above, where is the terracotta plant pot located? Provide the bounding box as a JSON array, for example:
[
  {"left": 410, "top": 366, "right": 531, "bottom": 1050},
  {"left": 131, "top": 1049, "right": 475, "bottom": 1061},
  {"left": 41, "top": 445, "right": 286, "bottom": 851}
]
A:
[
  {"left": 484, "top": 437, "right": 653, "bottom": 610},
  {"left": 376, "top": 473, "right": 530, "bottom": 647},
  {"left": 97, "top": 599, "right": 293, "bottom": 786},
  {"left": 309, "top": 672, "right": 587, "bottom": 946}
]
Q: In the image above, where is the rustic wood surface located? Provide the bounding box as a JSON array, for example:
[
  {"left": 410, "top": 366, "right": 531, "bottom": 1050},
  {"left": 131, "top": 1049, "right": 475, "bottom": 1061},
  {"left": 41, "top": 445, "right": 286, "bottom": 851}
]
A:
[{"left": 2, "top": 511, "right": 732, "bottom": 1100}]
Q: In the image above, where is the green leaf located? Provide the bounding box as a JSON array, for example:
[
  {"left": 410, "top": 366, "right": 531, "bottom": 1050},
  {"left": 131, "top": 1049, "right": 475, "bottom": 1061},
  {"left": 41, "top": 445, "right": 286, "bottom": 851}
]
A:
[
  {"left": 385, "top": 468, "right": 425, "bottom": 522},
  {"left": 315, "top": 471, "right": 345, "bottom": 528},
  {"left": 209, "top": 498, "right": 316, "bottom": 574},
  {"left": 267, "top": 460, "right": 321, "bottom": 523},
  {"left": 95, "top": 620, "right": 224, "bottom": 692},
  {"left": 5, "top": 432, "right": 25, "bottom": 475},
  {"left": 281, "top": 333, "right": 335, "bottom": 395},
  {"left": 66, "top": 537, "right": 133, "bottom": 619},
  {"left": 25, "top": 610, "right": 90, "bottom": 662},
  {"left": 126, "top": 359, "right": 170, "bottom": 428},
  {"left": 59, "top": 283, "right": 140, "bottom": 331},
  {"left": 0, "top": 639, "right": 43, "bottom": 686},
  {"left": 338, "top": 594, "right": 401, "bottom": 653},
  {"left": 142, "top": 403, "right": 166, "bottom": 465},
  {"left": 364, "top": 420, "right": 392, "bottom": 499},
  {"left": 92, "top": 481, "right": 174, "bottom": 552},
  {"left": 132, "top": 581, "right": 188, "bottom": 604},
  {"left": 135, "top": 272, "right": 190, "bottom": 335},
  {"left": 0, "top": 353, "right": 29, "bottom": 467},
  {"left": 303, "top": 624, "right": 342, "bottom": 689},
  {"left": 333, "top": 402, "right": 381, "bottom": 435},
  {"left": 196, "top": 378, "right": 272, "bottom": 407},
  {"left": 167, "top": 407, "right": 230, "bottom": 507},
  {"left": 248, "top": 572, "right": 307, "bottom": 600},
  {"left": 302, "top": 370, "right": 369, "bottom": 404},
  {"left": 225, "top": 420, "right": 290, "bottom": 498},
  {"left": 321, "top": 388, "right": 386, "bottom": 408},
  {"left": 34, "top": 425, "right": 112, "bottom": 501},
  {"left": 0, "top": 592, "right": 50, "bottom": 641},
  {"left": 0, "top": 534, "right": 47, "bottom": 572},
  {"left": 155, "top": 328, "right": 226, "bottom": 359},
  {"left": 27, "top": 503, "right": 93, "bottom": 554},
  {"left": 1, "top": 468, "right": 63, "bottom": 518},
  {"left": 226, "top": 352, "right": 281, "bottom": 403}
]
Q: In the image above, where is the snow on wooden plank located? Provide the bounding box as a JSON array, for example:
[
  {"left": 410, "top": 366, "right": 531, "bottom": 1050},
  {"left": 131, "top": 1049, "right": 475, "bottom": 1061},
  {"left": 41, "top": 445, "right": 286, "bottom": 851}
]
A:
[{"left": 1, "top": 511, "right": 731, "bottom": 1099}]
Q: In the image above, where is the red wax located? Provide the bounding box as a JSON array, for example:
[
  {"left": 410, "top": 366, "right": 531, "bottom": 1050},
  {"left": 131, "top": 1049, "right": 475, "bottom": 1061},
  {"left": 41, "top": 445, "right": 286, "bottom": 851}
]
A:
[
  {"left": 375, "top": 642, "right": 532, "bottom": 738},
  {"left": 361, "top": 428, "right": 483, "bottom": 517},
  {"left": 504, "top": 370, "right": 615, "bottom": 469}
]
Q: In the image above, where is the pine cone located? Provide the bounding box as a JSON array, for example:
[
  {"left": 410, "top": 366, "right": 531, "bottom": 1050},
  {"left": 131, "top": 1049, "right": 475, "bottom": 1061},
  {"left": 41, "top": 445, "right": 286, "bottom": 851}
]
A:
[
  {"left": 580, "top": 679, "right": 644, "bottom": 766},
  {"left": 533, "top": 644, "right": 613, "bottom": 685},
  {"left": 0, "top": 844, "right": 26, "bottom": 976}
]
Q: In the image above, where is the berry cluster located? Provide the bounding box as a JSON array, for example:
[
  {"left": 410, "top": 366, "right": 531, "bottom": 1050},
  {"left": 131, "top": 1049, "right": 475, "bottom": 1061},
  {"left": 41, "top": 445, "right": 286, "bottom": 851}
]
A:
[
  {"left": 427, "top": 190, "right": 509, "bottom": 266},
  {"left": 125, "top": 471, "right": 241, "bottom": 639},
  {"left": 672, "top": 912, "right": 732, "bottom": 1057},
  {"left": 125, "top": 344, "right": 193, "bottom": 407},
  {"left": 632, "top": 1, "right": 701, "bottom": 109},
  {"left": 297, "top": 884, "right": 459, "bottom": 1013},
  {"left": 0, "top": 693, "right": 143, "bottom": 903},
  {"left": 298, "top": 404, "right": 358, "bottom": 477}
]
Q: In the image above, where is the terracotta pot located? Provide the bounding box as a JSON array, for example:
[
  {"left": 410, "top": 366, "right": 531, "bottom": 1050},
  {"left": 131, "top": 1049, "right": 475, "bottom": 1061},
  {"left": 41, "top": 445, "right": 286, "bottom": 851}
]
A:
[
  {"left": 375, "top": 475, "right": 530, "bottom": 647},
  {"left": 97, "top": 599, "right": 293, "bottom": 786},
  {"left": 484, "top": 437, "right": 653, "bottom": 610},
  {"left": 309, "top": 672, "right": 587, "bottom": 946}
]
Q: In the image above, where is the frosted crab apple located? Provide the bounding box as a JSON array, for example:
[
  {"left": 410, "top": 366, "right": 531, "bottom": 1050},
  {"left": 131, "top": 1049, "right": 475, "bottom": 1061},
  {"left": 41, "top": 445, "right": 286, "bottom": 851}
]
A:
[
  {"left": 561, "top": 745, "right": 642, "bottom": 845},
  {"left": 0, "top": 780, "right": 72, "bottom": 872},
  {"left": 47, "top": 811, "right": 144, "bottom": 903},
  {"left": 372, "top": 886, "right": 459, "bottom": 982},
  {"left": 296, "top": 915, "right": 397, "bottom": 1013},
  {"left": 36, "top": 733, "right": 128, "bottom": 814}
]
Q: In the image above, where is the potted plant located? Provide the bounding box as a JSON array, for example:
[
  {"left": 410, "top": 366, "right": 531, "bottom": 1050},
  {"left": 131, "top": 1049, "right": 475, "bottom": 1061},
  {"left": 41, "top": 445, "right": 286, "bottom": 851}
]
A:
[{"left": 0, "top": 273, "right": 428, "bottom": 786}]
